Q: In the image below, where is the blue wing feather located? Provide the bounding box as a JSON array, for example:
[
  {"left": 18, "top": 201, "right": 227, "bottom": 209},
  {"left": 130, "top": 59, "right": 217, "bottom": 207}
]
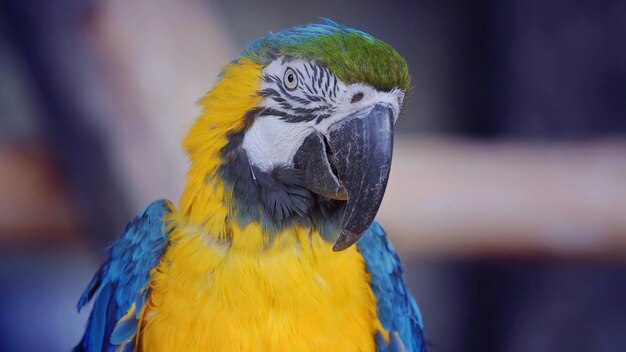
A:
[
  {"left": 75, "top": 199, "right": 173, "bottom": 352},
  {"left": 357, "top": 222, "right": 426, "bottom": 352}
]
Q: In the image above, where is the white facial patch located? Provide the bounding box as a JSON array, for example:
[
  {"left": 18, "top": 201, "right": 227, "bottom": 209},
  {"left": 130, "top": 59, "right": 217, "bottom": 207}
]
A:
[
  {"left": 241, "top": 58, "right": 405, "bottom": 172},
  {"left": 241, "top": 116, "right": 315, "bottom": 172}
]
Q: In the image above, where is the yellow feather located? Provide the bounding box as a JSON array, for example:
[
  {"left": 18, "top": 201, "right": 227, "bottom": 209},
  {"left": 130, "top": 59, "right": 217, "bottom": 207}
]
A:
[{"left": 139, "top": 59, "right": 385, "bottom": 351}]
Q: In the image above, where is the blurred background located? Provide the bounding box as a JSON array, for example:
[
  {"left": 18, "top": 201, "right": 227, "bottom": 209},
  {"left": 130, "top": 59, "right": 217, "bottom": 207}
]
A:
[{"left": 1, "top": 0, "right": 625, "bottom": 351}]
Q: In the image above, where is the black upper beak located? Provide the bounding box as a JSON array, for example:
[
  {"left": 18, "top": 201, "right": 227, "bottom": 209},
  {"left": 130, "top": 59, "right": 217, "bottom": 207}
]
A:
[{"left": 293, "top": 104, "right": 394, "bottom": 251}]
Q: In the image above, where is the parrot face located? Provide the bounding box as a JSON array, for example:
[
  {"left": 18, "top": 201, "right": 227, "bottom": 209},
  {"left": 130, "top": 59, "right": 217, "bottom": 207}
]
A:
[
  {"left": 242, "top": 59, "right": 405, "bottom": 250},
  {"left": 186, "top": 19, "right": 410, "bottom": 251}
]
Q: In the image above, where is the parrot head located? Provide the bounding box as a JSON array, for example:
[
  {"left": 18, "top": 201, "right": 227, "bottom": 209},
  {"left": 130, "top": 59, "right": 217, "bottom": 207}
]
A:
[{"left": 182, "top": 19, "right": 409, "bottom": 251}]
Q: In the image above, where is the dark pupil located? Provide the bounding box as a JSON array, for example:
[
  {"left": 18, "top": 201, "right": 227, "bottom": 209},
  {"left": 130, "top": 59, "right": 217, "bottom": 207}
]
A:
[{"left": 287, "top": 74, "right": 294, "bottom": 82}]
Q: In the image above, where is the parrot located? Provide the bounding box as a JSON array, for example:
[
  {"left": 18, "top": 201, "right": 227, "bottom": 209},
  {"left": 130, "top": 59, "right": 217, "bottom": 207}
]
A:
[{"left": 75, "top": 19, "right": 425, "bottom": 352}]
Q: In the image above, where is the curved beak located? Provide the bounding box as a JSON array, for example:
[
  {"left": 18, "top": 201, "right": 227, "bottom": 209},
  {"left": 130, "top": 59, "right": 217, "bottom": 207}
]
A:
[{"left": 293, "top": 104, "right": 394, "bottom": 251}]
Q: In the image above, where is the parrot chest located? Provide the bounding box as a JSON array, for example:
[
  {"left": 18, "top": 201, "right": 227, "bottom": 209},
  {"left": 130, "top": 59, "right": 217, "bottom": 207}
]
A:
[{"left": 139, "top": 227, "right": 382, "bottom": 352}]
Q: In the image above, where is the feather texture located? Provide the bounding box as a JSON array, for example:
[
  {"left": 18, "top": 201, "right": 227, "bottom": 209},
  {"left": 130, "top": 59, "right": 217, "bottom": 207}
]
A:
[
  {"left": 75, "top": 199, "right": 173, "bottom": 352},
  {"left": 358, "top": 222, "right": 426, "bottom": 352}
]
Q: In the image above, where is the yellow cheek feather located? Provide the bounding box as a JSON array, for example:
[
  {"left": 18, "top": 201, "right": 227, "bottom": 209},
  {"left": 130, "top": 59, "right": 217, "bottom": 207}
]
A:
[
  {"left": 180, "top": 58, "right": 263, "bottom": 238},
  {"left": 138, "top": 59, "right": 385, "bottom": 351}
]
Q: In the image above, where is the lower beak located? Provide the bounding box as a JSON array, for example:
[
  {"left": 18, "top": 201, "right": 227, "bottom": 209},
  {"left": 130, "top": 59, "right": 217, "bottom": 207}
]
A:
[{"left": 293, "top": 104, "right": 394, "bottom": 251}]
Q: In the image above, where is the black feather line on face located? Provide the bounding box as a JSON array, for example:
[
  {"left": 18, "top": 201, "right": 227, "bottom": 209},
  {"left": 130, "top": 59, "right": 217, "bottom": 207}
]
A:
[
  {"left": 259, "top": 88, "right": 284, "bottom": 101},
  {"left": 242, "top": 107, "right": 264, "bottom": 130},
  {"left": 304, "top": 93, "right": 322, "bottom": 102},
  {"left": 311, "top": 64, "right": 319, "bottom": 87},
  {"left": 217, "top": 118, "right": 344, "bottom": 240},
  {"left": 323, "top": 67, "right": 331, "bottom": 93},
  {"left": 258, "top": 107, "right": 333, "bottom": 124}
]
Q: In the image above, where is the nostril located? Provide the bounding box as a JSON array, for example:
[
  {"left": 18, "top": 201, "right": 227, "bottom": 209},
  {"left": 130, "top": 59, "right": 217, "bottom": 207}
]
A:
[{"left": 350, "top": 92, "right": 363, "bottom": 104}]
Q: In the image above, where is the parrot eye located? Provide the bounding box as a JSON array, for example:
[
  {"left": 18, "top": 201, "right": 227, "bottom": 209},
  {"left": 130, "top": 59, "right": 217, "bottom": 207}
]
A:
[{"left": 283, "top": 68, "right": 298, "bottom": 90}]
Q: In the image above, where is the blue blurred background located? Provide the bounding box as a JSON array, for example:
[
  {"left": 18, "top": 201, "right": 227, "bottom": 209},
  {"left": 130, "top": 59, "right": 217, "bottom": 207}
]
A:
[{"left": 1, "top": 0, "right": 625, "bottom": 351}]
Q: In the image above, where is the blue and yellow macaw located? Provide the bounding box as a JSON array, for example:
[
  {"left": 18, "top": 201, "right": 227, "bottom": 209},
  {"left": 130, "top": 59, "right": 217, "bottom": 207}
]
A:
[{"left": 75, "top": 20, "right": 425, "bottom": 352}]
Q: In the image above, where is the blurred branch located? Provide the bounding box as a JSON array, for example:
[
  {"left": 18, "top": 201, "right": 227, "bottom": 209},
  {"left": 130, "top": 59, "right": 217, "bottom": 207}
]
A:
[
  {"left": 381, "top": 137, "right": 626, "bottom": 259},
  {"left": 0, "top": 145, "right": 81, "bottom": 245}
]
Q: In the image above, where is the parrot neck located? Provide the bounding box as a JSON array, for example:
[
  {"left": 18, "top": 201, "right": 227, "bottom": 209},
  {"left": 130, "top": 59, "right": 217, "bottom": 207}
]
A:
[{"left": 176, "top": 135, "right": 343, "bottom": 248}]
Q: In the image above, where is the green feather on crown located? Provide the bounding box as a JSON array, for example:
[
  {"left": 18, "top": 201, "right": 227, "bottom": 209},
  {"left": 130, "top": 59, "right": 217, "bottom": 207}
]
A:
[{"left": 241, "top": 19, "right": 410, "bottom": 92}]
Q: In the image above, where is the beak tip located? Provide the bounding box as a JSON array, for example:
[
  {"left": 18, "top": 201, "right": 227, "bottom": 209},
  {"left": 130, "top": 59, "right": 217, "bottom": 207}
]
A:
[
  {"left": 332, "top": 229, "right": 361, "bottom": 252},
  {"left": 332, "top": 243, "right": 348, "bottom": 252},
  {"left": 331, "top": 243, "right": 345, "bottom": 252}
]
